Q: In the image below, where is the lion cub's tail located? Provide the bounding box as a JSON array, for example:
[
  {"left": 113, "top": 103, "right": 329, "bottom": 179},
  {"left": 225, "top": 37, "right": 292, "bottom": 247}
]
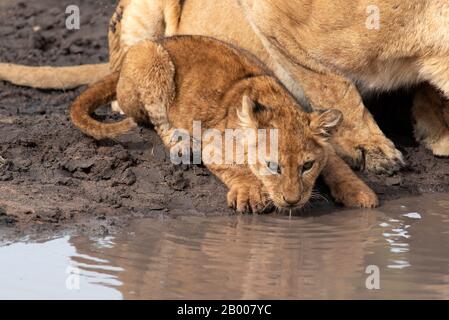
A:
[
  {"left": 70, "top": 72, "right": 137, "bottom": 140},
  {"left": 0, "top": 63, "right": 110, "bottom": 89}
]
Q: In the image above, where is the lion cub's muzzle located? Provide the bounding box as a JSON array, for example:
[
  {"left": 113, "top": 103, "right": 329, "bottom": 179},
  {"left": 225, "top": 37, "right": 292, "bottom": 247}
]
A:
[{"left": 282, "top": 194, "right": 301, "bottom": 207}]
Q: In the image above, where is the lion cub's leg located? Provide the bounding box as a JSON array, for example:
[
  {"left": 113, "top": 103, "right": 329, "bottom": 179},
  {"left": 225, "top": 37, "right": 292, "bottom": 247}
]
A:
[
  {"left": 412, "top": 84, "right": 449, "bottom": 156},
  {"left": 321, "top": 151, "right": 379, "bottom": 209},
  {"left": 117, "top": 40, "right": 176, "bottom": 140},
  {"left": 208, "top": 164, "right": 271, "bottom": 214},
  {"left": 109, "top": 1, "right": 182, "bottom": 115},
  {"left": 303, "top": 72, "right": 404, "bottom": 174}
]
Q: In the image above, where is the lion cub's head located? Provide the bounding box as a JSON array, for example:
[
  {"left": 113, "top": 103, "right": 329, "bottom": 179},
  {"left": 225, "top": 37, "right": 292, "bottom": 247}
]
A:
[{"left": 238, "top": 87, "right": 342, "bottom": 209}]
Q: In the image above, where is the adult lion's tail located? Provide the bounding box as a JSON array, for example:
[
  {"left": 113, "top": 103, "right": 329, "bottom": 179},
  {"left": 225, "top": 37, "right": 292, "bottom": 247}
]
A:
[
  {"left": 0, "top": 63, "right": 110, "bottom": 89},
  {"left": 70, "top": 72, "right": 137, "bottom": 140}
]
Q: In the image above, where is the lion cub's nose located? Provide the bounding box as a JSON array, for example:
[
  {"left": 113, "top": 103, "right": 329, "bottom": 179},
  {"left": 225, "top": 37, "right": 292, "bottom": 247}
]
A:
[{"left": 282, "top": 194, "right": 300, "bottom": 206}]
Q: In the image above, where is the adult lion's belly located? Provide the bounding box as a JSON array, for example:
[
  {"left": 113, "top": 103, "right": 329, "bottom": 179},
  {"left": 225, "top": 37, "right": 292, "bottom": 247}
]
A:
[{"left": 345, "top": 57, "right": 423, "bottom": 95}]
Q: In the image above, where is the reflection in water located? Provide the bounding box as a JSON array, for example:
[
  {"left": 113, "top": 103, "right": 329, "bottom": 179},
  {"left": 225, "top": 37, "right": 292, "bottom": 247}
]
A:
[
  {"left": 72, "top": 211, "right": 379, "bottom": 299},
  {"left": 1, "top": 193, "right": 449, "bottom": 299},
  {"left": 0, "top": 237, "right": 122, "bottom": 299}
]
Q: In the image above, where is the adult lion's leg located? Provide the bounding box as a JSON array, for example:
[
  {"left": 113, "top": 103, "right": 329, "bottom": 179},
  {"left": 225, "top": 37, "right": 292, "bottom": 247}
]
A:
[
  {"left": 110, "top": 0, "right": 182, "bottom": 69},
  {"left": 239, "top": 1, "right": 404, "bottom": 174},
  {"left": 416, "top": 57, "right": 449, "bottom": 156},
  {"left": 266, "top": 53, "right": 403, "bottom": 174},
  {"left": 412, "top": 84, "right": 449, "bottom": 156},
  {"left": 295, "top": 69, "right": 404, "bottom": 174}
]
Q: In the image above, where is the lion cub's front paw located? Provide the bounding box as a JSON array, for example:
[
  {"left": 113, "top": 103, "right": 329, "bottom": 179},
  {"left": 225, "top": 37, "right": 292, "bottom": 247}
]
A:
[
  {"left": 336, "top": 183, "right": 379, "bottom": 209},
  {"left": 227, "top": 183, "right": 271, "bottom": 214}
]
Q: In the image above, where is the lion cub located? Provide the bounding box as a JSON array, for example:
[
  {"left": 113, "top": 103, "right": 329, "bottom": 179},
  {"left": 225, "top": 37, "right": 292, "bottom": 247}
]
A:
[{"left": 71, "top": 36, "right": 378, "bottom": 212}]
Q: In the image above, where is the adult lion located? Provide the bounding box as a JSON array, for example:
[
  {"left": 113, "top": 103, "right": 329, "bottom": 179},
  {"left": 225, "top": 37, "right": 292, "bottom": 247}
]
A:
[{"left": 1, "top": 0, "right": 449, "bottom": 173}]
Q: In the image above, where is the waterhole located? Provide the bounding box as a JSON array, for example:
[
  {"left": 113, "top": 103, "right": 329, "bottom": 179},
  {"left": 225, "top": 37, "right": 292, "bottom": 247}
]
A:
[{"left": 1, "top": 193, "right": 449, "bottom": 299}]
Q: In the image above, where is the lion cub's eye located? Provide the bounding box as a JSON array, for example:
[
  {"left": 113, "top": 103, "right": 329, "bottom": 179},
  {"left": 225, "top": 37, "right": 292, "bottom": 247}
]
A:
[
  {"left": 266, "top": 161, "right": 282, "bottom": 175},
  {"left": 301, "top": 161, "right": 315, "bottom": 174}
]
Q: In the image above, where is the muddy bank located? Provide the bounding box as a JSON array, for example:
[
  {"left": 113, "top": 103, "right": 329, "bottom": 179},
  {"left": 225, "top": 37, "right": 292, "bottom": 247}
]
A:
[{"left": 1, "top": 0, "right": 448, "bottom": 240}]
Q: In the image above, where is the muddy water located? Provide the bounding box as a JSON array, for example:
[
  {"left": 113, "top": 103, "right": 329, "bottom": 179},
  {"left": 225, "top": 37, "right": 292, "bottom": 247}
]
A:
[{"left": 1, "top": 194, "right": 449, "bottom": 300}]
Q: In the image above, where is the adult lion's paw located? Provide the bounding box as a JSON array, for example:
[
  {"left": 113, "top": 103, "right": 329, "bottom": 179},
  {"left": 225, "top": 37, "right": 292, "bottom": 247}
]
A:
[
  {"left": 337, "top": 135, "right": 404, "bottom": 175},
  {"left": 227, "top": 183, "right": 271, "bottom": 214},
  {"left": 427, "top": 133, "right": 449, "bottom": 157},
  {"left": 362, "top": 137, "right": 405, "bottom": 174}
]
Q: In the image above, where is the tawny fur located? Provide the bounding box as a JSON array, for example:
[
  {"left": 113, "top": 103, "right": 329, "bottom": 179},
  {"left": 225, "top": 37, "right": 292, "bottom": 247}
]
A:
[
  {"left": 412, "top": 84, "right": 449, "bottom": 156},
  {"left": 71, "top": 36, "right": 378, "bottom": 212},
  {"left": 2, "top": 0, "right": 449, "bottom": 172},
  {"left": 110, "top": 0, "right": 449, "bottom": 171},
  {"left": 0, "top": 63, "right": 110, "bottom": 90},
  {"left": 70, "top": 72, "right": 137, "bottom": 140}
]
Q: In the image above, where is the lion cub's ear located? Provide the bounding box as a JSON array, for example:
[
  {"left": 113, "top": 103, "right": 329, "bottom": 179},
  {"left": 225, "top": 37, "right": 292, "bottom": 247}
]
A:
[
  {"left": 238, "top": 95, "right": 263, "bottom": 128},
  {"left": 310, "top": 109, "right": 343, "bottom": 139}
]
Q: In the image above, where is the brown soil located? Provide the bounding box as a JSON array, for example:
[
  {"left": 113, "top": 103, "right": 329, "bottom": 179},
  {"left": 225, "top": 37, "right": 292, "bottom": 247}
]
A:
[{"left": 1, "top": 0, "right": 448, "bottom": 241}]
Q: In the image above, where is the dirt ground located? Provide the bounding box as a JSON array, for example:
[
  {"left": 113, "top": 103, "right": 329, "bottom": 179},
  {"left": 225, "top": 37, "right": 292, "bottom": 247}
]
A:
[{"left": 1, "top": 0, "right": 448, "bottom": 241}]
